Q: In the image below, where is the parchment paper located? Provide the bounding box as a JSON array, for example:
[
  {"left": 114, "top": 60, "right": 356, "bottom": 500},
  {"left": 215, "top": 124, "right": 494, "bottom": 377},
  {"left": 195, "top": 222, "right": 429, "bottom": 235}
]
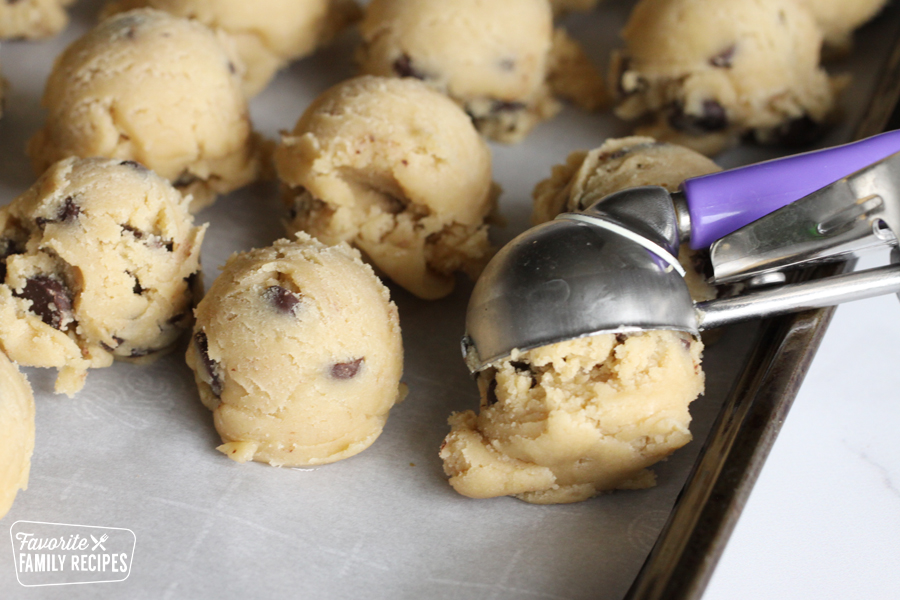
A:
[{"left": 0, "top": 1, "right": 895, "bottom": 598}]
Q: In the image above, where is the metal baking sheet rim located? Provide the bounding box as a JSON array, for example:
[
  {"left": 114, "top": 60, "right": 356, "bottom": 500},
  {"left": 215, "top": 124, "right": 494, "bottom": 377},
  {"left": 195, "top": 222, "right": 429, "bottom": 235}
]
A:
[{"left": 624, "top": 14, "right": 900, "bottom": 600}]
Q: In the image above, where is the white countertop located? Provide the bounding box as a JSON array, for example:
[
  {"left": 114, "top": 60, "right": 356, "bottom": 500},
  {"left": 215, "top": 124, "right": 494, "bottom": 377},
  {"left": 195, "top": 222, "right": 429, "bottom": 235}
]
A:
[{"left": 704, "top": 252, "right": 900, "bottom": 600}]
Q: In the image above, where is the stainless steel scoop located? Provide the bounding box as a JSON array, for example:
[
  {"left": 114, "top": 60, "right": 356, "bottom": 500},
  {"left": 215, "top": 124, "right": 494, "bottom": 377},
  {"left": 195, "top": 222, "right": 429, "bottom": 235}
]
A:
[{"left": 463, "top": 139, "right": 900, "bottom": 373}]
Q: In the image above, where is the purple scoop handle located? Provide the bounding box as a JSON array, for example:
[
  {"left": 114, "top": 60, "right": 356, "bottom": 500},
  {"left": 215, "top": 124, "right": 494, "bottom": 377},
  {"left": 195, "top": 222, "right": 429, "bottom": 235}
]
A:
[{"left": 683, "top": 129, "right": 900, "bottom": 249}]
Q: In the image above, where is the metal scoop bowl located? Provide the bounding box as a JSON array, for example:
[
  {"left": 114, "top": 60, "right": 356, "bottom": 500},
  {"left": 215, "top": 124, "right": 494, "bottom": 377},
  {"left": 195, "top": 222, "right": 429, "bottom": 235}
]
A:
[{"left": 463, "top": 134, "right": 900, "bottom": 372}]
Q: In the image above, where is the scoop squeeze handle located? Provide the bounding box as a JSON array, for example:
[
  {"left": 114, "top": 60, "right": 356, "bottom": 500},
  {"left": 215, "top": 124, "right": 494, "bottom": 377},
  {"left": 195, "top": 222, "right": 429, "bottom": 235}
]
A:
[{"left": 683, "top": 129, "right": 900, "bottom": 250}]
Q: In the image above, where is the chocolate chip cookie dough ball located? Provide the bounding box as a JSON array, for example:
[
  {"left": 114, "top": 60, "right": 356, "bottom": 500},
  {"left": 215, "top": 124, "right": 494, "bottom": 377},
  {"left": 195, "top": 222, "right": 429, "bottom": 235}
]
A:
[
  {"left": 532, "top": 136, "right": 721, "bottom": 301},
  {"left": 357, "top": 0, "right": 604, "bottom": 143},
  {"left": 101, "top": 0, "right": 362, "bottom": 96},
  {"left": 275, "top": 76, "right": 498, "bottom": 300},
  {"left": 0, "top": 0, "right": 74, "bottom": 40},
  {"left": 0, "top": 352, "right": 34, "bottom": 520},
  {"left": 0, "top": 157, "right": 206, "bottom": 396},
  {"left": 27, "top": 9, "right": 262, "bottom": 212},
  {"left": 440, "top": 331, "right": 704, "bottom": 504},
  {"left": 797, "top": 0, "right": 888, "bottom": 54},
  {"left": 611, "top": 0, "right": 838, "bottom": 155},
  {"left": 186, "top": 235, "right": 405, "bottom": 467}
]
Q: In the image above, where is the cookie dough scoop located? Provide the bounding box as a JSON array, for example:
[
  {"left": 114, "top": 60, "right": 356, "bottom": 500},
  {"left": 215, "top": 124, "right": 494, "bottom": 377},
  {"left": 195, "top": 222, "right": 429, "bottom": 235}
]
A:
[
  {"left": 27, "top": 9, "right": 262, "bottom": 212},
  {"left": 464, "top": 131, "right": 900, "bottom": 372}
]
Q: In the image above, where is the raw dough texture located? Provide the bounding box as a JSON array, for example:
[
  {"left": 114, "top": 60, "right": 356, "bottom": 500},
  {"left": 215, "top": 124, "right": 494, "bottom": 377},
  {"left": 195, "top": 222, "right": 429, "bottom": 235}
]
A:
[
  {"left": 0, "top": 352, "right": 34, "bottom": 521},
  {"left": 798, "top": 0, "right": 888, "bottom": 53},
  {"left": 27, "top": 9, "right": 261, "bottom": 212},
  {"left": 611, "top": 0, "right": 838, "bottom": 155},
  {"left": 275, "top": 76, "right": 497, "bottom": 300},
  {"left": 0, "top": 157, "right": 206, "bottom": 396},
  {"left": 0, "top": 0, "right": 74, "bottom": 40},
  {"left": 440, "top": 331, "right": 704, "bottom": 504},
  {"left": 101, "top": 0, "right": 362, "bottom": 97},
  {"left": 186, "top": 234, "right": 405, "bottom": 467},
  {"left": 532, "top": 136, "right": 722, "bottom": 301},
  {"left": 357, "top": 0, "right": 604, "bottom": 143}
]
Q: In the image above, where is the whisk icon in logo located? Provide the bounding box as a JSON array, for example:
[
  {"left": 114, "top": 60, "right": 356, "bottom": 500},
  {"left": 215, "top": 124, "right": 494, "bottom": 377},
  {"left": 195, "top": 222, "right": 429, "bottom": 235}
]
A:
[{"left": 9, "top": 521, "right": 135, "bottom": 587}]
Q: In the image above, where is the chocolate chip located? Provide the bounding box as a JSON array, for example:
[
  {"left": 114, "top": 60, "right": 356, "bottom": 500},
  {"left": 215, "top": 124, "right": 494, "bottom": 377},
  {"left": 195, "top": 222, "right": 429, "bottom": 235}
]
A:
[
  {"left": 393, "top": 53, "right": 425, "bottom": 80},
  {"left": 331, "top": 358, "right": 364, "bottom": 380},
  {"left": 491, "top": 100, "right": 526, "bottom": 114},
  {"left": 614, "top": 55, "right": 647, "bottom": 98},
  {"left": 14, "top": 275, "right": 73, "bottom": 330},
  {"left": 485, "top": 378, "right": 498, "bottom": 406},
  {"left": 101, "top": 336, "right": 125, "bottom": 352},
  {"left": 668, "top": 100, "right": 728, "bottom": 133},
  {"left": 120, "top": 160, "right": 145, "bottom": 169},
  {"left": 709, "top": 45, "right": 736, "bottom": 68},
  {"left": 0, "top": 238, "right": 23, "bottom": 282},
  {"left": 762, "top": 114, "right": 826, "bottom": 147},
  {"left": 681, "top": 337, "right": 692, "bottom": 351},
  {"left": 121, "top": 224, "right": 144, "bottom": 239},
  {"left": 132, "top": 275, "right": 144, "bottom": 295},
  {"left": 186, "top": 271, "right": 201, "bottom": 296},
  {"left": 498, "top": 58, "right": 516, "bottom": 72},
  {"left": 263, "top": 285, "right": 302, "bottom": 315},
  {"left": 194, "top": 331, "right": 223, "bottom": 397},
  {"left": 124, "top": 25, "right": 137, "bottom": 39},
  {"left": 510, "top": 361, "right": 530, "bottom": 372},
  {"left": 615, "top": 333, "right": 628, "bottom": 344},
  {"left": 173, "top": 171, "right": 198, "bottom": 188},
  {"left": 129, "top": 347, "right": 158, "bottom": 358},
  {"left": 227, "top": 61, "right": 236, "bottom": 75},
  {"left": 167, "top": 311, "right": 188, "bottom": 325},
  {"left": 36, "top": 196, "right": 81, "bottom": 227}
]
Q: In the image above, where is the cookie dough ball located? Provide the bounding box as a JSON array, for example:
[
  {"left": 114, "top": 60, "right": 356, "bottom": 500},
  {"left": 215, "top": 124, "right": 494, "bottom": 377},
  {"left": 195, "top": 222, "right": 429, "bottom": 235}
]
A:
[
  {"left": 797, "top": 0, "right": 888, "bottom": 54},
  {"left": 532, "top": 136, "right": 722, "bottom": 301},
  {"left": 186, "top": 235, "right": 405, "bottom": 467},
  {"left": 358, "top": 0, "right": 604, "bottom": 143},
  {"left": 0, "top": 157, "right": 206, "bottom": 396},
  {"left": 611, "top": 0, "right": 838, "bottom": 155},
  {"left": 440, "top": 331, "right": 704, "bottom": 504},
  {"left": 27, "top": 9, "right": 261, "bottom": 212},
  {"left": 0, "top": 0, "right": 74, "bottom": 40},
  {"left": 275, "top": 76, "right": 498, "bottom": 300},
  {"left": 0, "top": 352, "right": 34, "bottom": 521},
  {"left": 101, "top": 0, "right": 362, "bottom": 96}
]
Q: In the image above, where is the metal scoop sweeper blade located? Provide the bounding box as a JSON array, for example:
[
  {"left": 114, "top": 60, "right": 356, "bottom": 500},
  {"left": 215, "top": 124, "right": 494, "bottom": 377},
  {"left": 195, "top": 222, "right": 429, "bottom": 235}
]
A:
[{"left": 463, "top": 131, "right": 900, "bottom": 373}]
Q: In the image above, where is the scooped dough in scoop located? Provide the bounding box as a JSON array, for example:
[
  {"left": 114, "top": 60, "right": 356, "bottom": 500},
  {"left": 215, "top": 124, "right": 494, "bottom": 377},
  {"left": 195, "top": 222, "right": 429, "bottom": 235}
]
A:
[
  {"left": 440, "top": 331, "right": 704, "bottom": 504},
  {"left": 532, "top": 136, "right": 722, "bottom": 302}
]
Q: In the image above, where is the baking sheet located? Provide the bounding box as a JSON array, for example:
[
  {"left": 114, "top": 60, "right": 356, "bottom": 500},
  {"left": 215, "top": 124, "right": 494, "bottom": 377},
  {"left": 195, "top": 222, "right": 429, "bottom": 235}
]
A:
[{"left": 1, "top": 1, "right": 896, "bottom": 598}]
